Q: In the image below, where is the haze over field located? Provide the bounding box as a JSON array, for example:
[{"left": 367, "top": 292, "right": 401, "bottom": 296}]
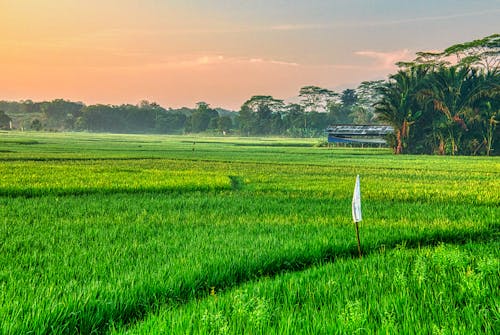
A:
[{"left": 1, "top": 0, "right": 499, "bottom": 109}]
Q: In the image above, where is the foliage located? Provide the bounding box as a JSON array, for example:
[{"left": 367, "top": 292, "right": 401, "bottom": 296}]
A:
[
  {"left": 0, "top": 110, "right": 12, "bottom": 129},
  {"left": 189, "top": 102, "right": 220, "bottom": 133},
  {"left": 237, "top": 88, "right": 365, "bottom": 137},
  {"left": 30, "top": 118, "right": 42, "bottom": 131},
  {"left": 1, "top": 35, "right": 497, "bottom": 153},
  {"left": 376, "top": 35, "right": 500, "bottom": 155},
  {"left": 0, "top": 100, "right": 219, "bottom": 135},
  {"left": 374, "top": 67, "right": 428, "bottom": 154},
  {"left": 299, "top": 86, "right": 338, "bottom": 113}
]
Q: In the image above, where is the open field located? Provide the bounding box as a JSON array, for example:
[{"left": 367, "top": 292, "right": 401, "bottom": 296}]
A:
[{"left": 0, "top": 132, "right": 499, "bottom": 334}]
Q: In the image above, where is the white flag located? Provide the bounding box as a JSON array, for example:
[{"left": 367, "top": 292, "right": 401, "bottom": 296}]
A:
[{"left": 352, "top": 175, "right": 362, "bottom": 223}]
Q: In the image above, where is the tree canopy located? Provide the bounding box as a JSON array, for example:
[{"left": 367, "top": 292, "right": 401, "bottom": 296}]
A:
[
  {"left": 2, "top": 35, "right": 497, "bottom": 155},
  {"left": 375, "top": 35, "right": 499, "bottom": 155}
]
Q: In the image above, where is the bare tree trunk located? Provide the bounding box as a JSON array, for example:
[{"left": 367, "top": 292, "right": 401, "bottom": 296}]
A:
[
  {"left": 438, "top": 138, "right": 445, "bottom": 155},
  {"left": 486, "top": 116, "right": 494, "bottom": 156},
  {"left": 396, "top": 129, "right": 403, "bottom": 154}
]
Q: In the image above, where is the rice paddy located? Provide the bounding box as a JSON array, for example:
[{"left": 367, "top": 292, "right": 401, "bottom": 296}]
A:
[{"left": 0, "top": 132, "right": 498, "bottom": 334}]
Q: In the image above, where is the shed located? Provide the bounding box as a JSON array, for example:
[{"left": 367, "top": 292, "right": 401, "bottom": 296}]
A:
[{"left": 325, "top": 125, "right": 394, "bottom": 144}]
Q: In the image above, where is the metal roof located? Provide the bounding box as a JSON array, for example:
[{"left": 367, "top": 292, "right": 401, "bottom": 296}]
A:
[
  {"left": 326, "top": 125, "right": 394, "bottom": 136},
  {"left": 327, "top": 136, "right": 387, "bottom": 144}
]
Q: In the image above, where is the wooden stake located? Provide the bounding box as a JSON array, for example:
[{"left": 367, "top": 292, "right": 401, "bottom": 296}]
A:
[{"left": 354, "top": 221, "right": 362, "bottom": 259}]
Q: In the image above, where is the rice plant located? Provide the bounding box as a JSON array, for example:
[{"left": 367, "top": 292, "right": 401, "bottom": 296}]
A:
[{"left": 0, "top": 132, "right": 498, "bottom": 333}]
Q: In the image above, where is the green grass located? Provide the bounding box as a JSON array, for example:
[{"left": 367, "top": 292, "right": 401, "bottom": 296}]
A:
[
  {"left": 116, "top": 242, "right": 499, "bottom": 334},
  {"left": 0, "top": 132, "right": 498, "bottom": 334}
]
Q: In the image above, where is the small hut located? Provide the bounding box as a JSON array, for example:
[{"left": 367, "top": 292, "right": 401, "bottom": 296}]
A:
[{"left": 325, "top": 124, "right": 393, "bottom": 145}]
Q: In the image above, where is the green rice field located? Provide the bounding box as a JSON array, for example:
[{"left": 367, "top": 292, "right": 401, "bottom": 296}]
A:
[{"left": 0, "top": 132, "right": 498, "bottom": 334}]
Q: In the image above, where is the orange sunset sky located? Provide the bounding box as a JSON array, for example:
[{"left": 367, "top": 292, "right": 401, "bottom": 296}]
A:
[{"left": 1, "top": 0, "right": 499, "bottom": 110}]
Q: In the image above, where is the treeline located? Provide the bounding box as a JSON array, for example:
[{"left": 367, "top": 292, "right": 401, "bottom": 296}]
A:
[
  {"left": 0, "top": 100, "right": 237, "bottom": 134},
  {"left": 235, "top": 83, "right": 381, "bottom": 137},
  {"left": 375, "top": 34, "right": 499, "bottom": 155},
  {"left": 1, "top": 34, "right": 498, "bottom": 155},
  {"left": 0, "top": 84, "right": 377, "bottom": 136}
]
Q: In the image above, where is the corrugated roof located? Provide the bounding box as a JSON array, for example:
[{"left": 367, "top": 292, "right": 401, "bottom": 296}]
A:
[{"left": 325, "top": 125, "right": 394, "bottom": 136}]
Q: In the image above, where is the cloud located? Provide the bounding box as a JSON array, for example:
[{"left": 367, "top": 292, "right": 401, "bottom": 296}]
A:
[
  {"left": 374, "top": 8, "right": 500, "bottom": 26},
  {"left": 89, "top": 54, "right": 301, "bottom": 73},
  {"left": 175, "top": 55, "right": 226, "bottom": 67},
  {"left": 159, "top": 55, "right": 300, "bottom": 69},
  {"left": 248, "top": 58, "right": 299, "bottom": 67},
  {"left": 270, "top": 23, "right": 332, "bottom": 31},
  {"left": 354, "top": 49, "right": 413, "bottom": 69},
  {"left": 268, "top": 8, "right": 500, "bottom": 32}
]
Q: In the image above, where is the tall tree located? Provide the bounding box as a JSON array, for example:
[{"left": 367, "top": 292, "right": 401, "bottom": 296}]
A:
[
  {"left": 241, "top": 96, "right": 285, "bottom": 113},
  {"left": 462, "top": 70, "right": 500, "bottom": 155},
  {"left": 155, "top": 111, "right": 187, "bottom": 134},
  {"left": 341, "top": 89, "right": 357, "bottom": 107},
  {"left": 238, "top": 104, "right": 256, "bottom": 136},
  {"left": 282, "top": 103, "right": 304, "bottom": 136},
  {"left": 398, "top": 34, "right": 499, "bottom": 74},
  {"left": 355, "top": 80, "right": 386, "bottom": 124},
  {"left": 41, "top": 99, "right": 84, "bottom": 129},
  {"left": 238, "top": 96, "right": 284, "bottom": 135},
  {"left": 190, "top": 102, "right": 219, "bottom": 133},
  {"left": 327, "top": 102, "right": 352, "bottom": 124},
  {"left": 217, "top": 115, "right": 233, "bottom": 133},
  {"left": 420, "top": 66, "right": 487, "bottom": 155},
  {"left": 299, "top": 86, "right": 338, "bottom": 113},
  {"left": 374, "top": 68, "right": 427, "bottom": 154},
  {"left": 444, "top": 34, "right": 500, "bottom": 73}
]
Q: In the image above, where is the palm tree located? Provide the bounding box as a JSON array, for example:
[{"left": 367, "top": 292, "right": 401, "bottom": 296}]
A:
[
  {"left": 374, "top": 68, "right": 427, "bottom": 154},
  {"left": 421, "top": 66, "right": 490, "bottom": 155},
  {"left": 465, "top": 70, "right": 500, "bottom": 155}
]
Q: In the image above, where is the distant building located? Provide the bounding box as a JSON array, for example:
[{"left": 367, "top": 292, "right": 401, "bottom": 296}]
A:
[{"left": 325, "top": 124, "right": 394, "bottom": 144}]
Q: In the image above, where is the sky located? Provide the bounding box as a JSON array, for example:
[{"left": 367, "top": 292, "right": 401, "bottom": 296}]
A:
[{"left": 1, "top": 0, "right": 499, "bottom": 110}]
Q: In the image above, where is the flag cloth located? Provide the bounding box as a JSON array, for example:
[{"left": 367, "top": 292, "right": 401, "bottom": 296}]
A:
[{"left": 352, "top": 175, "right": 362, "bottom": 223}]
